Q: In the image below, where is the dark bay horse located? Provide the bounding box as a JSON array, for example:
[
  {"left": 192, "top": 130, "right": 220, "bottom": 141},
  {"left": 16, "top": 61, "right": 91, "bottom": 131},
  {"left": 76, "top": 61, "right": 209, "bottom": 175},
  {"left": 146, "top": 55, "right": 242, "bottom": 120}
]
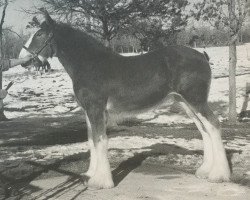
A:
[{"left": 26, "top": 11, "right": 230, "bottom": 189}]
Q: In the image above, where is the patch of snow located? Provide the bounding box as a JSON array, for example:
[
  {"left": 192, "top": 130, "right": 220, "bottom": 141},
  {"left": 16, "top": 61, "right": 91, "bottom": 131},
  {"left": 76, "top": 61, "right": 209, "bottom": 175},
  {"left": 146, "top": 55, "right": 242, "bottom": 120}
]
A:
[
  {"left": 145, "top": 115, "right": 192, "bottom": 125},
  {"left": 120, "top": 52, "right": 147, "bottom": 57},
  {"left": 1, "top": 134, "right": 248, "bottom": 175},
  {"left": 5, "top": 136, "right": 203, "bottom": 162}
]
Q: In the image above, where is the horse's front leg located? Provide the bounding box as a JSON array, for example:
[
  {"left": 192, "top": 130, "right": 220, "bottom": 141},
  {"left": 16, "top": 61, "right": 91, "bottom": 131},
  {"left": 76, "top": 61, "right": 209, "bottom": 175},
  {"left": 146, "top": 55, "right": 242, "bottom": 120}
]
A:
[
  {"left": 84, "top": 112, "right": 97, "bottom": 177},
  {"left": 85, "top": 104, "right": 114, "bottom": 189}
]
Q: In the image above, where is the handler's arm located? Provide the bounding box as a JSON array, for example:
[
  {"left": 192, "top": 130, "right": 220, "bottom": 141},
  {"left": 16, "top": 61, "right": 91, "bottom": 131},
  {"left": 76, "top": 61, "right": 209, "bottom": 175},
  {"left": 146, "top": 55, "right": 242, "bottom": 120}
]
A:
[
  {"left": 1, "top": 55, "right": 34, "bottom": 71},
  {"left": 10, "top": 55, "right": 34, "bottom": 68}
]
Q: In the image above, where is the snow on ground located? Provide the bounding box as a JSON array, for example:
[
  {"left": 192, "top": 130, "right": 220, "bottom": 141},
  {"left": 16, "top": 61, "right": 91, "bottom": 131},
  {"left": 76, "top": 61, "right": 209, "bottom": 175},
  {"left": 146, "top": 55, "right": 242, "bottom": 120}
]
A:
[
  {"left": 1, "top": 134, "right": 249, "bottom": 175},
  {"left": 3, "top": 58, "right": 80, "bottom": 119},
  {"left": 2, "top": 45, "right": 250, "bottom": 123},
  {"left": 1, "top": 136, "right": 201, "bottom": 162}
]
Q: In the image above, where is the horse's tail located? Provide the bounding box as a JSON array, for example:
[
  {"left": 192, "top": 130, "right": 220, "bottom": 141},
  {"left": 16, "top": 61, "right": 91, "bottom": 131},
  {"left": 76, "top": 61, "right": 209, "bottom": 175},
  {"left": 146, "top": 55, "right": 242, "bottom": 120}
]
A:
[{"left": 203, "top": 51, "right": 210, "bottom": 61}]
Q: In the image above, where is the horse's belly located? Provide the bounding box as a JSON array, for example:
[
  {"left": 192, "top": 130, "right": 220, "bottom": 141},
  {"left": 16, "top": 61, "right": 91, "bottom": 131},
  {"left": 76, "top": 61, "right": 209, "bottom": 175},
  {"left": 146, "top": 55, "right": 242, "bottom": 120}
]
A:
[{"left": 106, "top": 91, "right": 175, "bottom": 123}]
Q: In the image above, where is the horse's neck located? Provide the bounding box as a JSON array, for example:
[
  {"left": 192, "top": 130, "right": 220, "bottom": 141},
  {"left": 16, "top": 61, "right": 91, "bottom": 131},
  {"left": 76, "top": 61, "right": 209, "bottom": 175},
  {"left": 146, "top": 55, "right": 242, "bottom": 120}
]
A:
[
  {"left": 56, "top": 28, "right": 107, "bottom": 55},
  {"left": 55, "top": 31, "right": 110, "bottom": 79},
  {"left": 56, "top": 50, "right": 76, "bottom": 79}
]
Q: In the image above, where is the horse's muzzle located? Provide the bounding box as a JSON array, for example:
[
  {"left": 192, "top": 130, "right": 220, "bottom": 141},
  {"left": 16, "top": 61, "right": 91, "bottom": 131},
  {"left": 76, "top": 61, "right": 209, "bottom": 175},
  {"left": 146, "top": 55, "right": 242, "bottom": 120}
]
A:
[
  {"left": 21, "top": 59, "right": 33, "bottom": 68},
  {"left": 21, "top": 57, "right": 43, "bottom": 69}
]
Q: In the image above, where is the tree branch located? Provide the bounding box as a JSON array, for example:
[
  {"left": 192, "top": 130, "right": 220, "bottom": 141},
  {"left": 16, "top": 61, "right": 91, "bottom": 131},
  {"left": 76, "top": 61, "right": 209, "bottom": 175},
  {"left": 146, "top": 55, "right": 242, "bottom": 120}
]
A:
[
  {"left": 0, "top": 0, "right": 8, "bottom": 34},
  {"left": 3, "top": 28, "right": 22, "bottom": 38}
]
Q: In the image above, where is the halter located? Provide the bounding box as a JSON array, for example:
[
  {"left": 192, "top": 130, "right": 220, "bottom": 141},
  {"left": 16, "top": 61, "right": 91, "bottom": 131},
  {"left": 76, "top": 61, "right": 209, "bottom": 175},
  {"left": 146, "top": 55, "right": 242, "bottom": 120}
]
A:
[{"left": 22, "top": 32, "right": 54, "bottom": 62}]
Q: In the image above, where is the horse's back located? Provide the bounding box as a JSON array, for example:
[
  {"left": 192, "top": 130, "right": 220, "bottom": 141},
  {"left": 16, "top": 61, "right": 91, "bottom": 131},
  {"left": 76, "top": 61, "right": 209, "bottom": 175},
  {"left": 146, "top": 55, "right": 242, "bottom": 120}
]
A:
[{"left": 118, "top": 45, "right": 211, "bottom": 77}]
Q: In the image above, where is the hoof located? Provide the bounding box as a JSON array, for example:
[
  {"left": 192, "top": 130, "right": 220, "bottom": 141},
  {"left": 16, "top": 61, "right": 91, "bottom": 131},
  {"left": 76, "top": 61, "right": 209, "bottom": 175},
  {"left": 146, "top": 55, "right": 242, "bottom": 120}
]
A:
[
  {"left": 195, "top": 165, "right": 210, "bottom": 179},
  {"left": 87, "top": 176, "right": 114, "bottom": 189}
]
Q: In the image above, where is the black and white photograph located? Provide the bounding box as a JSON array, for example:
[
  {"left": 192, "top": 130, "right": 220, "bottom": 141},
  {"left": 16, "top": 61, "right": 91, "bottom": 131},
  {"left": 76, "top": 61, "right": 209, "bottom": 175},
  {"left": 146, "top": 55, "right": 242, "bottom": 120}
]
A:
[{"left": 0, "top": 0, "right": 249, "bottom": 199}]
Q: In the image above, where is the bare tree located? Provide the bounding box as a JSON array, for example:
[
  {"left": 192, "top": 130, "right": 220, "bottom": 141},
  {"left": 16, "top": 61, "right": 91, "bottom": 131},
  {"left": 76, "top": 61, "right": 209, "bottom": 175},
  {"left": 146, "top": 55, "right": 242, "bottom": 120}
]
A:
[
  {"left": 3, "top": 27, "right": 27, "bottom": 58},
  {"left": 37, "top": 0, "right": 138, "bottom": 47},
  {"left": 193, "top": 0, "right": 249, "bottom": 124},
  {"left": 129, "top": 0, "right": 188, "bottom": 50},
  {"left": 26, "top": 0, "right": 188, "bottom": 48},
  {"left": 0, "top": 0, "right": 8, "bottom": 121}
]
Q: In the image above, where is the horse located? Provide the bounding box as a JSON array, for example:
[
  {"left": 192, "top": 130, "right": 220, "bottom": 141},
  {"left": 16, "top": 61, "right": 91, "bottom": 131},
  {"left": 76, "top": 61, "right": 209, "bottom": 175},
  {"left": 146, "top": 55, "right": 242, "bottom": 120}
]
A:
[
  {"left": 25, "top": 11, "right": 231, "bottom": 189},
  {"left": 19, "top": 34, "right": 52, "bottom": 72}
]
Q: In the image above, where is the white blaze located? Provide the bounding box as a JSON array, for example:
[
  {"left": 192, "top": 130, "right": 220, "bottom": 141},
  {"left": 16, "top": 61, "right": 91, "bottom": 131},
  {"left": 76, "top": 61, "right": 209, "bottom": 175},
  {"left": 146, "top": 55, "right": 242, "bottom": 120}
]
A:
[
  {"left": 19, "top": 33, "right": 48, "bottom": 64},
  {"left": 19, "top": 33, "right": 35, "bottom": 58}
]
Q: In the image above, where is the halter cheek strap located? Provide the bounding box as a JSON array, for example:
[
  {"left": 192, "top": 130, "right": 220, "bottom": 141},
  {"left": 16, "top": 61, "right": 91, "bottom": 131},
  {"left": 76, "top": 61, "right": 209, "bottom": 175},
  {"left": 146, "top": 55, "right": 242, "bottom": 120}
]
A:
[
  {"left": 35, "top": 32, "right": 54, "bottom": 55},
  {"left": 22, "top": 32, "right": 54, "bottom": 63}
]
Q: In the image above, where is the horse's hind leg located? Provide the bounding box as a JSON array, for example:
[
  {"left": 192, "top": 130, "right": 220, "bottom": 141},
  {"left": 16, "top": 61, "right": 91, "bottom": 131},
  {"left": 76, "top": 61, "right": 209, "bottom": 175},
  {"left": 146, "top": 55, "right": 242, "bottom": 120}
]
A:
[
  {"left": 170, "top": 93, "right": 213, "bottom": 179},
  {"left": 195, "top": 104, "right": 230, "bottom": 182},
  {"left": 170, "top": 92, "right": 230, "bottom": 182}
]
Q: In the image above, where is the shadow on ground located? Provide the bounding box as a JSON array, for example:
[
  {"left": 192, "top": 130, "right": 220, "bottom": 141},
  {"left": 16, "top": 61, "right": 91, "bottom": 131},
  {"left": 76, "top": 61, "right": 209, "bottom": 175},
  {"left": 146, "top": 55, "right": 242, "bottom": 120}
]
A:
[
  {"left": 0, "top": 116, "right": 126, "bottom": 147},
  {"left": 0, "top": 116, "right": 87, "bottom": 146},
  {"left": 112, "top": 143, "right": 203, "bottom": 186},
  {"left": 0, "top": 115, "right": 249, "bottom": 199},
  {"left": 1, "top": 141, "right": 245, "bottom": 199},
  {"left": 1, "top": 142, "right": 202, "bottom": 199}
]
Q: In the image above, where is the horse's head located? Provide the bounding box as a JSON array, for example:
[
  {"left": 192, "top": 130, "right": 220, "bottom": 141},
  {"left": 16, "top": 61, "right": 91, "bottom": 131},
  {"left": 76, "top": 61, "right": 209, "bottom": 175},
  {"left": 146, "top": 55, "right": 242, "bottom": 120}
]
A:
[{"left": 23, "top": 10, "right": 56, "bottom": 67}]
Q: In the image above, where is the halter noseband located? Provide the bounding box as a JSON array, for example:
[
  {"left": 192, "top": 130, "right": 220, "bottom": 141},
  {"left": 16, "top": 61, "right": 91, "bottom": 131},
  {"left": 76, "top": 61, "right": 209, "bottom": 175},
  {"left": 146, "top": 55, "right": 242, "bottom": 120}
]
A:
[{"left": 22, "top": 32, "right": 54, "bottom": 62}]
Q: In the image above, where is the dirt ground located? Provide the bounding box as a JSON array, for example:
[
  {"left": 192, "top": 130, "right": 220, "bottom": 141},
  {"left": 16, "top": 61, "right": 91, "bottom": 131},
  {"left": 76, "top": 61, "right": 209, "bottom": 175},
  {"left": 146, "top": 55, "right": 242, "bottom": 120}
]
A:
[{"left": 0, "top": 115, "right": 249, "bottom": 200}]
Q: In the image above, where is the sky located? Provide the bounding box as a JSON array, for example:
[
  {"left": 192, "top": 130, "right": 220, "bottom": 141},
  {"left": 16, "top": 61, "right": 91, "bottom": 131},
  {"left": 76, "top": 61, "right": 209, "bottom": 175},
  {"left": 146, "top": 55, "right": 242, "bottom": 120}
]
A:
[
  {"left": 2, "top": 0, "right": 40, "bottom": 33},
  {"left": 1, "top": 0, "right": 249, "bottom": 34},
  {"left": 1, "top": 0, "right": 203, "bottom": 33}
]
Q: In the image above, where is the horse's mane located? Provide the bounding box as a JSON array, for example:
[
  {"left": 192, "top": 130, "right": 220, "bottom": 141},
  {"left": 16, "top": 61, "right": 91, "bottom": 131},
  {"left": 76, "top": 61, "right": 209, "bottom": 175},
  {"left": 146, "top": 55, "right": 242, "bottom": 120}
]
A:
[{"left": 54, "top": 22, "right": 114, "bottom": 55}]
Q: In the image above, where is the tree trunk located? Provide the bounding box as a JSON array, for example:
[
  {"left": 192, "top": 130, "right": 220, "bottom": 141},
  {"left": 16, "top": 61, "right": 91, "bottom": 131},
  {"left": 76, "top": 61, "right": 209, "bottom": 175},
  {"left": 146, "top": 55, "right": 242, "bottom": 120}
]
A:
[
  {"left": 228, "top": 42, "right": 237, "bottom": 123},
  {"left": 239, "top": 30, "right": 243, "bottom": 43},
  {"left": 104, "top": 39, "right": 110, "bottom": 47},
  {"left": 0, "top": 0, "right": 9, "bottom": 121},
  {"left": 239, "top": 83, "right": 249, "bottom": 119},
  {"left": 0, "top": 71, "right": 4, "bottom": 119},
  {"left": 194, "top": 41, "right": 197, "bottom": 48},
  {"left": 228, "top": 0, "right": 238, "bottom": 124},
  {"left": 102, "top": 19, "right": 112, "bottom": 48},
  {"left": 0, "top": 43, "right": 6, "bottom": 120}
]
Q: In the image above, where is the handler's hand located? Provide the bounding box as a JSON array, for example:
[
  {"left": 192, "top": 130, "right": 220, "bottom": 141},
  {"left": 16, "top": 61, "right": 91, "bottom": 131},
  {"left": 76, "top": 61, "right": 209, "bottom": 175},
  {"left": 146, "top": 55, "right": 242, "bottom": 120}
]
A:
[
  {"left": 22, "top": 54, "right": 34, "bottom": 64},
  {"left": 0, "top": 89, "right": 8, "bottom": 100}
]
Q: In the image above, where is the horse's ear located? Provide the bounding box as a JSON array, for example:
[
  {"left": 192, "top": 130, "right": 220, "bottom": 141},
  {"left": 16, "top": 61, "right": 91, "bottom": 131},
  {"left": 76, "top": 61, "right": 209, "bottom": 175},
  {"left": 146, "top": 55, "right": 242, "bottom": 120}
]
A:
[{"left": 39, "top": 8, "right": 54, "bottom": 28}]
